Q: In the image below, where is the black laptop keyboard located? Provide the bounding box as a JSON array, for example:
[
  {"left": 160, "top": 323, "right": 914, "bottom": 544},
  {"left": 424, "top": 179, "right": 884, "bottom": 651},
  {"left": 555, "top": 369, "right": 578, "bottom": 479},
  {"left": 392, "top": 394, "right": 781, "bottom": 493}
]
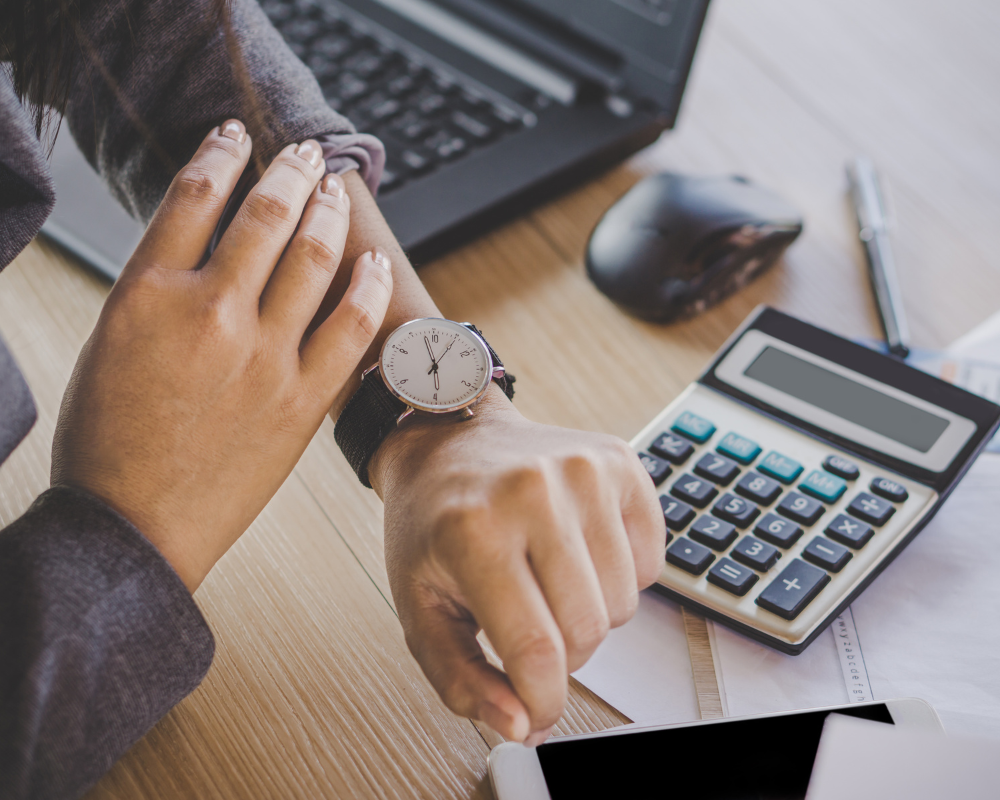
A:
[{"left": 262, "top": 0, "right": 531, "bottom": 194}]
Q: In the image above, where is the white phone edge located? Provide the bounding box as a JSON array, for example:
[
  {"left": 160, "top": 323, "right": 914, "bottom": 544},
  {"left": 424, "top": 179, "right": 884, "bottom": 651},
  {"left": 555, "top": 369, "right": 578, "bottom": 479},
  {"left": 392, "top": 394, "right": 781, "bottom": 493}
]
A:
[{"left": 487, "top": 698, "right": 943, "bottom": 800}]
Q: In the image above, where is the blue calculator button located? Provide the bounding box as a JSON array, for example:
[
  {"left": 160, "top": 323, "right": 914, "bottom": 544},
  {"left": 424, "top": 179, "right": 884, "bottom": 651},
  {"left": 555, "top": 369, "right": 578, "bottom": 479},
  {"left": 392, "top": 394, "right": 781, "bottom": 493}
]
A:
[
  {"left": 758, "top": 451, "right": 804, "bottom": 484},
  {"left": 800, "top": 470, "right": 847, "bottom": 503},
  {"left": 671, "top": 412, "right": 716, "bottom": 443},
  {"left": 716, "top": 432, "right": 762, "bottom": 464}
]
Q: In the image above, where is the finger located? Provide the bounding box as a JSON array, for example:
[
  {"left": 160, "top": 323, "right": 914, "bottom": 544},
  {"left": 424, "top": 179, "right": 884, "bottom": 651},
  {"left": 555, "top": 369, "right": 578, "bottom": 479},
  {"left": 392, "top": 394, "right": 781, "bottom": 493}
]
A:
[
  {"left": 300, "top": 248, "right": 393, "bottom": 396},
  {"left": 207, "top": 139, "right": 326, "bottom": 297},
  {"left": 399, "top": 589, "right": 532, "bottom": 742},
  {"left": 127, "top": 120, "right": 250, "bottom": 275},
  {"left": 618, "top": 444, "right": 670, "bottom": 589},
  {"left": 260, "top": 173, "right": 351, "bottom": 334}
]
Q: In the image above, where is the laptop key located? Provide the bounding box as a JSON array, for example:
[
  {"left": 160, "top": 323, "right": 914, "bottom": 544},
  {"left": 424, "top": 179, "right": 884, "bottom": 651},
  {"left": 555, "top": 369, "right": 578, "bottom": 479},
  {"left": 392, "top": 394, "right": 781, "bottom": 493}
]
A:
[
  {"left": 666, "top": 538, "right": 715, "bottom": 575},
  {"left": 670, "top": 474, "right": 719, "bottom": 509},
  {"left": 660, "top": 496, "right": 696, "bottom": 531},
  {"left": 689, "top": 515, "right": 738, "bottom": 551},
  {"left": 707, "top": 558, "right": 758, "bottom": 596},
  {"left": 802, "top": 536, "right": 852, "bottom": 572},
  {"left": 451, "top": 110, "right": 495, "bottom": 141},
  {"left": 756, "top": 560, "right": 830, "bottom": 620}
]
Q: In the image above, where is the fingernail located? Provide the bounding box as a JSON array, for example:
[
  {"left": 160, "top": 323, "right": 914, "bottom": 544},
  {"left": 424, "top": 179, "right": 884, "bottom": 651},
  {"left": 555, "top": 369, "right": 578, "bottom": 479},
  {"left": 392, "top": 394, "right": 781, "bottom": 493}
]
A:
[
  {"left": 219, "top": 119, "right": 246, "bottom": 144},
  {"left": 371, "top": 246, "right": 391, "bottom": 271},
  {"left": 322, "top": 172, "right": 346, "bottom": 198},
  {"left": 524, "top": 726, "right": 554, "bottom": 748},
  {"left": 295, "top": 140, "right": 323, "bottom": 169}
]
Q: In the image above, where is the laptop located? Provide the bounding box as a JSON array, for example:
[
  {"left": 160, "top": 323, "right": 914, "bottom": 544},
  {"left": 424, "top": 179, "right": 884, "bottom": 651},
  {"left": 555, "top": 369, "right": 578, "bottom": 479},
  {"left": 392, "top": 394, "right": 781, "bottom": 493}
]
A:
[{"left": 42, "top": 0, "right": 710, "bottom": 279}]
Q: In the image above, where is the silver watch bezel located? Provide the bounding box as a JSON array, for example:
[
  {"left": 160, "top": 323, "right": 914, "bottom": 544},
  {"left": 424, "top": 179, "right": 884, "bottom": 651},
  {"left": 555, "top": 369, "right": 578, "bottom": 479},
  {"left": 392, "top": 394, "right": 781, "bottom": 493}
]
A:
[{"left": 374, "top": 318, "right": 495, "bottom": 415}]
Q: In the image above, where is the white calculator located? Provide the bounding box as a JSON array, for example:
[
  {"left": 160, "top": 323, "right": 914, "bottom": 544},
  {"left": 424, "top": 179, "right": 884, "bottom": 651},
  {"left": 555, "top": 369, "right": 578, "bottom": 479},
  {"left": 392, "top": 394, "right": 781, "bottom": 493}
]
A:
[{"left": 632, "top": 307, "right": 1000, "bottom": 654}]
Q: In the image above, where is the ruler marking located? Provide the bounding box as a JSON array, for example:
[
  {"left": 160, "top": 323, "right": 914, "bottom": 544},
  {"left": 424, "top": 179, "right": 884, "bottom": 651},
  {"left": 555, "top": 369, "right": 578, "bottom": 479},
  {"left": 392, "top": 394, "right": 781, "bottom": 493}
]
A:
[{"left": 834, "top": 606, "right": 873, "bottom": 703}]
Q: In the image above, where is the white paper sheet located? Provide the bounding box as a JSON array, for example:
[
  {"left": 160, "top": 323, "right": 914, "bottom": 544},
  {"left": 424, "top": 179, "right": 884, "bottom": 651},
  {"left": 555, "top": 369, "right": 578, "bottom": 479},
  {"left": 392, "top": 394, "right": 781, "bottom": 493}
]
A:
[{"left": 571, "top": 590, "right": 700, "bottom": 724}]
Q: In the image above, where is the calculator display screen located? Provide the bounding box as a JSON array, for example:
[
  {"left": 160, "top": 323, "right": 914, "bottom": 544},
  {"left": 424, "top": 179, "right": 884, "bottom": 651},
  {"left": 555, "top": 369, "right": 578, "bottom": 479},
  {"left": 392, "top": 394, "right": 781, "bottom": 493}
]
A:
[
  {"left": 744, "top": 347, "right": 950, "bottom": 453},
  {"left": 536, "top": 703, "right": 894, "bottom": 799}
]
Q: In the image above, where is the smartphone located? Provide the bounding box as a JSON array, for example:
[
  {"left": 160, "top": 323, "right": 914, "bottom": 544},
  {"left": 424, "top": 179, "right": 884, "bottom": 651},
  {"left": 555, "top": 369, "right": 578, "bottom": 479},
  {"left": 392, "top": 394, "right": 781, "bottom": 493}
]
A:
[{"left": 488, "top": 698, "right": 942, "bottom": 800}]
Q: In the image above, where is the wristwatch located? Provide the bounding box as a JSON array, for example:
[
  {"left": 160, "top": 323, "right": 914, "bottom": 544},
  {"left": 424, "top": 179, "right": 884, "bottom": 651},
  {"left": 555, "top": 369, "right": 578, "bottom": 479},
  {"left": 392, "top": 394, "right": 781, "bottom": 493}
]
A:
[{"left": 335, "top": 318, "right": 515, "bottom": 487}]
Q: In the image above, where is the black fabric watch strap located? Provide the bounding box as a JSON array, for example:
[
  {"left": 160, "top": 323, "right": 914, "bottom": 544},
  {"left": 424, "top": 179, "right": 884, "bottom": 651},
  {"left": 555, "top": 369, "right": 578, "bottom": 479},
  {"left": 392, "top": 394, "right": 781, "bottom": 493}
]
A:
[{"left": 334, "top": 323, "right": 514, "bottom": 488}]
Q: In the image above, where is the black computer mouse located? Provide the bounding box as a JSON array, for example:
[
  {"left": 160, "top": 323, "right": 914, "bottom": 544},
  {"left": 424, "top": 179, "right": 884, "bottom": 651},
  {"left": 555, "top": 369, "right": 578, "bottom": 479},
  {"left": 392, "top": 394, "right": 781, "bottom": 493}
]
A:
[{"left": 585, "top": 173, "right": 803, "bottom": 322}]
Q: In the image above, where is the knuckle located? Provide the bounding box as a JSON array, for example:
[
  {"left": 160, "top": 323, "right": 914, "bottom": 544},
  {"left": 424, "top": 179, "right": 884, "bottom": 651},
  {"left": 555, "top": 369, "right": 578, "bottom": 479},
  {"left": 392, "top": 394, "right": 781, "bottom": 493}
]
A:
[
  {"left": 196, "top": 291, "right": 238, "bottom": 340},
  {"left": 172, "top": 168, "right": 227, "bottom": 207},
  {"left": 244, "top": 188, "right": 298, "bottom": 228},
  {"left": 565, "top": 609, "right": 610, "bottom": 656},
  {"left": 344, "top": 293, "right": 383, "bottom": 341},
  {"left": 295, "top": 232, "right": 341, "bottom": 271},
  {"left": 508, "top": 630, "right": 563, "bottom": 674}
]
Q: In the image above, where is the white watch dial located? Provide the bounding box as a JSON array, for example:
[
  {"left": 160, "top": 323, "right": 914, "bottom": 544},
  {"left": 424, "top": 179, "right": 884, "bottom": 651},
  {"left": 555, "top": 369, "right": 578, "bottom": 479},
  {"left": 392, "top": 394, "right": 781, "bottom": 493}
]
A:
[{"left": 380, "top": 319, "right": 492, "bottom": 411}]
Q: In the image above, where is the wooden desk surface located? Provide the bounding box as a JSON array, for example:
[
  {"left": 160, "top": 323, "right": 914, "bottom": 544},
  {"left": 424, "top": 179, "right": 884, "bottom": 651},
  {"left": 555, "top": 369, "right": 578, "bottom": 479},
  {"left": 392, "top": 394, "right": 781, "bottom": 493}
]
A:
[{"left": 2, "top": 0, "right": 998, "bottom": 796}]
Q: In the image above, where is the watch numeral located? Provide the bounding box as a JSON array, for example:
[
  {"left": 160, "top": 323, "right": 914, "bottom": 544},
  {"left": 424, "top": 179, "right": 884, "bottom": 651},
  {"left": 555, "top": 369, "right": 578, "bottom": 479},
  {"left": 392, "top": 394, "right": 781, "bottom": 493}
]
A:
[
  {"left": 397, "top": 348, "right": 408, "bottom": 355},
  {"left": 460, "top": 349, "right": 472, "bottom": 357},
  {"left": 433, "top": 392, "right": 438, "bottom": 401},
  {"left": 432, "top": 334, "right": 439, "bottom": 343},
  {"left": 461, "top": 380, "right": 473, "bottom": 387},
  {"left": 398, "top": 379, "right": 407, "bottom": 384}
]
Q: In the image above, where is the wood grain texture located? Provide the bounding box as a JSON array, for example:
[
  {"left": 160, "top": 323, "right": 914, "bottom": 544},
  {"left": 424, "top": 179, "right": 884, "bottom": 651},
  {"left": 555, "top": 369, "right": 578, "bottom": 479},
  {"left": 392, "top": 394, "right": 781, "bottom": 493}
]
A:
[{"left": 1, "top": 0, "right": 997, "bottom": 796}]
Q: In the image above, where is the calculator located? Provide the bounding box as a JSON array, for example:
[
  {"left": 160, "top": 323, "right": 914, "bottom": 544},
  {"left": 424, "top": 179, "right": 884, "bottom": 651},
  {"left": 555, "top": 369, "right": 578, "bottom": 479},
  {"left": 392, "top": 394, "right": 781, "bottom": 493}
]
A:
[{"left": 632, "top": 307, "right": 1000, "bottom": 654}]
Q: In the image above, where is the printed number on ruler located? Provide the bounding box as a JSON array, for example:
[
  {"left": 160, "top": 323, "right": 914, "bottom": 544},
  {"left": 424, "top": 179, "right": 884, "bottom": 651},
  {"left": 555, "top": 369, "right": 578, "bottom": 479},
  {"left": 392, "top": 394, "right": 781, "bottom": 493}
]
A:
[{"left": 834, "top": 608, "right": 872, "bottom": 703}]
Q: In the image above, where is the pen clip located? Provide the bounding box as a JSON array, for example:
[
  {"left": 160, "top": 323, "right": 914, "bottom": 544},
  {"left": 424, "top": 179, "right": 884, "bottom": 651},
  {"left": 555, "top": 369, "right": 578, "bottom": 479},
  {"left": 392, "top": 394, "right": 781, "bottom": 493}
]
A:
[{"left": 847, "top": 156, "right": 890, "bottom": 234}]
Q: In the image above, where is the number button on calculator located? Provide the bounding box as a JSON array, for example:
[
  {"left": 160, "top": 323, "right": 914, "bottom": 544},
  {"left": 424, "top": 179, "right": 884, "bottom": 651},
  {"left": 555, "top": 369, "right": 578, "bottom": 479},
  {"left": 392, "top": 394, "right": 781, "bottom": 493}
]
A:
[
  {"left": 694, "top": 453, "right": 740, "bottom": 485},
  {"left": 639, "top": 452, "right": 672, "bottom": 486},
  {"left": 650, "top": 433, "right": 694, "bottom": 465},
  {"left": 802, "top": 537, "right": 852, "bottom": 572},
  {"left": 712, "top": 493, "right": 760, "bottom": 528},
  {"left": 690, "top": 515, "right": 738, "bottom": 551},
  {"left": 756, "top": 560, "right": 830, "bottom": 620},
  {"left": 777, "top": 492, "right": 825, "bottom": 526},
  {"left": 847, "top": 493, "right": 895, "bottom": 526},
  {"left": 707, "top": 558, "right": 759, "bottom": 596},
  {"left": 666, "top": 538, "right": 715, "bottom": 575},
  {"left": 735, "top": 472, "right": 782, "bottom": 505},
  {"left": 660, "top": 496, "right": 696, "bottom": 530},
  {"left": 731, "top": 535, "right": 780, "bottom": 571},
  {"left": 825, "top": 514, "right": 874, "bottom": 549},
  {"left": 671, "top": 475, "right": 718, "bottom": 508},
  {"left": 755, "top": 513, "right": 803, "bottom": 548}
]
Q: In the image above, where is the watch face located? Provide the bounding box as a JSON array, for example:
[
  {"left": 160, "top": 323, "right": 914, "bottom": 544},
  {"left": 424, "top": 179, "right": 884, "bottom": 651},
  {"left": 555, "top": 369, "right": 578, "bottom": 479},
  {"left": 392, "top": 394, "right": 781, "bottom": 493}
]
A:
[{"left": 380, "top": 319, "right": 492, "bottom": 412}]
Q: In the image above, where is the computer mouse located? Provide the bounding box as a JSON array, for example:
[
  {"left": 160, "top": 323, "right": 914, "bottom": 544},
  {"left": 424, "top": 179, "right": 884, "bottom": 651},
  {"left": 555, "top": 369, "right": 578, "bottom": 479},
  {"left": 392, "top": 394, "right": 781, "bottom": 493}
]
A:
[{"left": 585, "top": 173, "right": 803, "bottom": 322}]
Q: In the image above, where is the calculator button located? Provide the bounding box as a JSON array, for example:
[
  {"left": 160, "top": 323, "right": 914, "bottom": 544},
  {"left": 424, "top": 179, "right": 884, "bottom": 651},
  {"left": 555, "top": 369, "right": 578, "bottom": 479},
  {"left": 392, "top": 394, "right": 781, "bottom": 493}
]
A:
[
  {"left": 847, "top": 493, "right": 895, "bottom": 526},
  {"left": 758, "top": 451, "right": 804, "bottom": 483},
  {"left": 754, "top": 513, "right": 804, "bottom": 548},
  {"left": 823, "top": 455, "right": 860, "bottom": 481},
  {"left": 870, "top": 477, "right": 909, "bottom": 502},
  {"left": 711, "top": 493, "right": 760, "bottom": 528},
  {"left": 799, "top": 470, "right": 847, "bottom": 503},
  {"left": 731, "top": 535, "right": 780, "bottom": 571},
  {"left": 694, "top": 453, "right": 741, "bottom": 485},
  {"left": 707, "top": 558, "right": 759, "bottom": 596},
  {"left": 639, "top": 452, "right": 672, "bottom": 486},
  {"left": 825, "top": 513, "right": 874, "bottom": 549},
  {"left": 671, "top": 412, "right": 716, "bottom": 444},
  {"left": 776, "top": 492, "right": 825, "bottom": 526},
  {"left": 756, "top": 560, "right": 830, "bottom": 620},
  {"left": 735, "top": 472, "right": 782, "bottom": 505},
  {"left": 802, "top": 536, "right": 853, "bottom": 572},
  {"left": 650, "top": 432, "right": 695, "bottom": 465},
  {"left": 689, "top": 515, "right": 738, "bottom": 551},
  {"left": 660, "top": 496, "right": 696, "bottom": 530},
  {"left": 716, "top": 432, "right": 762, "bottom": 464},
  {"left": 671, "top": 474, "right": 719, "bottom": 509},
  {"left": 666, "top": 538, "right": 715, "bottom": 575}
]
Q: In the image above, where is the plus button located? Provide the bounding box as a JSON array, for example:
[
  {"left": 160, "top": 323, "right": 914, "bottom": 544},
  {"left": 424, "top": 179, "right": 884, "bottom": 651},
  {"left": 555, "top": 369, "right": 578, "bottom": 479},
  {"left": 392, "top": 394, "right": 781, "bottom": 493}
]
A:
[{"left": 782, "top": 578, "right": 801, "bottom": 591}]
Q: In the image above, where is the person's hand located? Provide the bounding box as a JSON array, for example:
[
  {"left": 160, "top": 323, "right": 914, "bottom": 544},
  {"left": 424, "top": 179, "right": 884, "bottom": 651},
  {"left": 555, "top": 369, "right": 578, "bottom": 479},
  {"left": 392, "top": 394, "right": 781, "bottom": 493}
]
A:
[
  {"left": 371, "top": 389, "right": 666, "bottom": 746},
  {"left": 51, "top": 120, "right": 393, "bottom": 591}
]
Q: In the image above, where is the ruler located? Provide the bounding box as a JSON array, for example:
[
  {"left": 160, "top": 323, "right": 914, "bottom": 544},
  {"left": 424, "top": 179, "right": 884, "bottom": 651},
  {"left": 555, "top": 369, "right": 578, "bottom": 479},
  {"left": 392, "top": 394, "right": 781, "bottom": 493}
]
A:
[{"left": 833, "top": 607, "right": 873, "bottom": 703}]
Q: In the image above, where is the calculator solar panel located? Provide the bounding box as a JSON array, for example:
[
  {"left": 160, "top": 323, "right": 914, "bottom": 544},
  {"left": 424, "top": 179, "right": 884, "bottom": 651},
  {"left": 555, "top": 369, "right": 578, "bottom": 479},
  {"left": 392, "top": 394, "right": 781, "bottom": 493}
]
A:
[{"left": 632, "top": 307, "right": 1000, "bottom": 653}]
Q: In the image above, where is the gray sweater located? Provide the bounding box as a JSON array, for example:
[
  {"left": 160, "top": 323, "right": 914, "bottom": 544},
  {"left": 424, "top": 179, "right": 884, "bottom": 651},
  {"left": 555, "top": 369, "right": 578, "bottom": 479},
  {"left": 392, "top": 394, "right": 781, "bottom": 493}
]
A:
[{"left": 0, "top": 1, "right": 379, "bottom": 796}]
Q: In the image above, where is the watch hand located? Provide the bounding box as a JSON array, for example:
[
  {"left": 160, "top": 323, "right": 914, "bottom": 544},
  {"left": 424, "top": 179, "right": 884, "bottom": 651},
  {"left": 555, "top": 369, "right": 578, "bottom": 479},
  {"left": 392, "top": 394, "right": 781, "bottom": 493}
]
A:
[
  {"left": 428, "top": 337, "right": 457, "bottom": 374},
  {"left": 433, "top": 368, "right": 440, "bottom": 391},
  {"left": 424, "top": 336, "right": 437, "bottom": 366}
]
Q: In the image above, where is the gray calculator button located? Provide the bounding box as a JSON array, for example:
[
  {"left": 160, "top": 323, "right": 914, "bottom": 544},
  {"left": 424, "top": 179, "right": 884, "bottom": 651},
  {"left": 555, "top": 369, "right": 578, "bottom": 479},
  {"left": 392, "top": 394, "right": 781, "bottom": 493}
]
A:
[
  {"left": 694, "top": 453, "right": 740, "bottom": 485},
  {"left": 671, "top": 474, "right": 719, "bottom": 509},
  {"left": 707, "top": 558, "right": 759, "bottom": 596},
  {"left": 825, "top": 513, "right": 874, "bottom": 549},
  {"left": 823, "top": 455, "right": 860, "bottom": 481},
  {"left": 711, "top": 493, "right": 760, "bottom": 528},
  {"left": 666, "top": 538, "right": 715, "bottom": 575},
  {"left": 650, "top": 433, "right": 694, "bottom": 465},
  {"left": 847, "top": 492, "right": 895, "bottom": 526},
  {"left": 776, "top": 491, "right": 825, "bottom": 526},
  {"left": 731, "top": 535, "right": 780, "bottom": 571},
  {"left": 690, "top": 515, "right": 738, "bottom": 551},
  {"left": 754, "top": 513, "right": 803, "bottom": 548},
  {"left": 870, "top": 477, "right": 908, "bottom": 502},
  {"left": 756, "top": 559, "right": 830, "bottom": 620},
  {"left": 660, "top": 496, "right": 696, "bottom": 531},
  {"left": 802, "top": 536, "right": 852, "bottom": 572},
  {"left": 735, "top": 471, "right": 782, "bottom": 505},
  {"left": 639, "top": 452, "right": 672, "bottom": 486}
]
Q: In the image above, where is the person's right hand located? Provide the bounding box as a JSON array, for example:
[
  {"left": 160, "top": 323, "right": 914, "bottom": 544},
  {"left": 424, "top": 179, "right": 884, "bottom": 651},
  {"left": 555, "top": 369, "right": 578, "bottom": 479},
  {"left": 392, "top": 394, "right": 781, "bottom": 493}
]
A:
[{"left": 51, "top": 120, "right": 393, "bottom": 591}]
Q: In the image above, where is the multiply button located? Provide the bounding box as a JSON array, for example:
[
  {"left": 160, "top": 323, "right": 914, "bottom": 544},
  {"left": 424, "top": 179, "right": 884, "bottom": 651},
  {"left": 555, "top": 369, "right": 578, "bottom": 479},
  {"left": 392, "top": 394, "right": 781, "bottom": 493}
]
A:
[
  {"left": 847, "top": 493, "right": 895, "bottom": 526},
  {"left": 825, "top": 513, "right": 874, "bottom": 549},
  {"left": 823, "top": 455, "right": 860, "bottom": 481},
  {"left": 800, "top": 470, "right": 847, "bottom": 503},
  {"left": 666, "top": 538, "right": 715, "bottom": 575},
  {"left": 758, "top": 451, "right": 803, "bottom": 483},
  {"left": 661, "top": 496, "right": 696, "bottom": 530},
  {"left": 650, "top": 432, "right": 694, "bottom": 465},
  {"left": 707, "top": 558, "right": 759, "bottom": 596},
  {"left": 671, "top": 411, "right": 716, "bottom": 443},
  {"left": 870, "top": 477, "right": 909, "bottom": 502},
  {"left": 717, "top": 432, "right": 762, "bottom": 464},
  {"left": 639, "top": 452, "right": 672, "bottom": 486},
  {"left": 756, "top": 559, "right": 830, "bottom": 620}
]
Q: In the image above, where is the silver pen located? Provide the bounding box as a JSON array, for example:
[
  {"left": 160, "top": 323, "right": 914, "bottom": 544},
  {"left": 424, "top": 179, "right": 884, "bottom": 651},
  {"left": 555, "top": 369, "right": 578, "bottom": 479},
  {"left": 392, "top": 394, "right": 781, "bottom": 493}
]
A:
[{"left": 847, "top": 157, "right": 910, "bottom": 359}]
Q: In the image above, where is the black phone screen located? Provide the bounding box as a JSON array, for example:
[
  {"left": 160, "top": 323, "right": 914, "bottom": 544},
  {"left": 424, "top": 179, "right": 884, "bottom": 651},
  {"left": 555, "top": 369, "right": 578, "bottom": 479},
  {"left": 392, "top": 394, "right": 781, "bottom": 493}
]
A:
[{"left": 536, "top": 703, "right": 894, "bottom": 799}]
